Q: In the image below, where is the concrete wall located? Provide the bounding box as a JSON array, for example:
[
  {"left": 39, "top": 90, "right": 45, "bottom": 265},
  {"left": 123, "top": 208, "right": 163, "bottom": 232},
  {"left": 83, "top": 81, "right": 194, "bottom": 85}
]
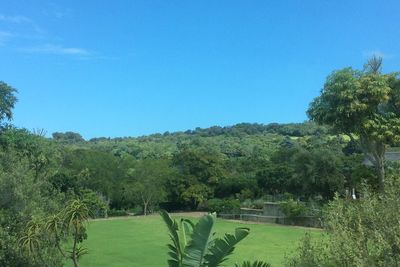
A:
[
  {"left": 263, "top": 202, "right": 286, "bottom": 217},
  {"left": 225, "top": 202, "right": 321, "bottom": 228}
]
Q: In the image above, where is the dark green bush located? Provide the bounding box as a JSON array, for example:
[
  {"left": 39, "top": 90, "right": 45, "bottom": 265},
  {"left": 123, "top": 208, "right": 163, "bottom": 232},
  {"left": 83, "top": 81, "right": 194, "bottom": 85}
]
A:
[
  {"left": 80, "top": 189, "right": 109, "bottom": 218},
  {"left": 108, "top": 209, "right": 128, "bottom": 217},
  {"left": 285, "top": 177, "right": 400, "bottom": 266},
  {"left": 206, "top": 198, "right": 241, "bottom": 214},
  {"left": 279, "top": 199, "right": 308, "bottom": 218},
  {"left": 241, "top": 198, "right": 265, "bottom": 209}
]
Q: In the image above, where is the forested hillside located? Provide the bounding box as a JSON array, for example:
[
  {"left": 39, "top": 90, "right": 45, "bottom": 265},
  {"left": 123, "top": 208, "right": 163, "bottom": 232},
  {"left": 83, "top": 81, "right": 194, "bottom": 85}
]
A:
[{"left": 28, "top": 120, "right": 371, "bottom": 214}]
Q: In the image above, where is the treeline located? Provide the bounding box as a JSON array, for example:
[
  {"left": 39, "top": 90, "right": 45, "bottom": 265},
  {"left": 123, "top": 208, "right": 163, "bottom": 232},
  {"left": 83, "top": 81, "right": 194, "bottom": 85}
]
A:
[
  {"left": 57, "top": 121, "right": 329, "bottom": 143},
  {"left": 44, "top": 121, "right": 374, "bottom": 215}
]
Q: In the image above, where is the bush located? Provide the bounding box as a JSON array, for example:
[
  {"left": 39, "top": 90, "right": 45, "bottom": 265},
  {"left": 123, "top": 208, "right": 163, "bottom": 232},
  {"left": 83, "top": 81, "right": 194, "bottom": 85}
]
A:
[
  {"left": 285, "top": 176, "right": 400, "bottom": 266},
  {"left": 241, "top": 198, "right": 265, "bottom": 209},
  {"left": 241, "top": 199, "right": 253, "bottom": 209},
  {"left": 206, "top": 198, "right": 240, "bottom": 214},
  {"left": 108, "top": 209, "right": 128, "bottom": 217},
  {"left": 279, "top": 199, "right": 308, "bottom": 218},
  {"left": 285, "top": 233, "right": 326, "bottom": 267},
  {"left": 253, "top": 199, "right": 265, "bottom": 209},
  {"left": 129, "top": 205, "right": 144, "bottom": 215},
  {"left": 80, "top": 189, "right": 109, "bottom": 218}
]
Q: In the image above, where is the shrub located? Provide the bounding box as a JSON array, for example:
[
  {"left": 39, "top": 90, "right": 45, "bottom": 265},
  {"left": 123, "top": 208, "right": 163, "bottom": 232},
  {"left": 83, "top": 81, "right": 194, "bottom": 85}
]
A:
[
  {"left": 80, "top": 189, "right": 108, "bottom": 218},
  {"left": 279, "top": 199, "right": 308, "bottom": 218},
  {"left": 206, "top": 198, "right": 241, "bottom": 214},
  {"left": 241, "top": 198, "right": 265, "bottom": 209},
  {"left": 108, "top": 209, "right": 128, "bottom": 217},
  {"left": 253, "top": 199, "right": 265, "bottom": 209},
  {"left": 241, "top": 199, "right": 253, "bottom": 209},
  {"left": 285, "top": 176, "right": 400, "bottom": 266}
]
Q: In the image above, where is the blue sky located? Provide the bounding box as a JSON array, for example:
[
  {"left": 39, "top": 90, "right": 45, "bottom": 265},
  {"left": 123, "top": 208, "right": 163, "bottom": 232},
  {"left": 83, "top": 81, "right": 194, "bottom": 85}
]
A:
[{"left": 0, "top": 1, "right": 399, "bottom": 139}]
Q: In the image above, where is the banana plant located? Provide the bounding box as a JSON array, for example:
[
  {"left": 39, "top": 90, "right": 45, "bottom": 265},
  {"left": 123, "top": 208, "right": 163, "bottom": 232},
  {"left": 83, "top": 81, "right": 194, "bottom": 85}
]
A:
[
  {"left": 235, "top": 261, "right": 271, "bottom": 267},
  {"left": 160, "top": 210, "right": 250, "bottom": 267}
]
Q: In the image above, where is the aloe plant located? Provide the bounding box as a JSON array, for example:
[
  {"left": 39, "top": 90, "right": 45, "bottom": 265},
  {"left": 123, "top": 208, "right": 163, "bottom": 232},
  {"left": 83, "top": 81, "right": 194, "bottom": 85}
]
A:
[{"left": 160, "top": 210, "right": 251, "bottom": 267}]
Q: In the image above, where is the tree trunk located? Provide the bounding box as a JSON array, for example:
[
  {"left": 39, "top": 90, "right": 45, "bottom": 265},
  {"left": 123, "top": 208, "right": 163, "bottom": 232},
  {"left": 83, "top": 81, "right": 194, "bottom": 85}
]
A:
[
  {"left": 376, "top": 156, "right": 385, "bottom": 192},
  {"left": 72, "top": 255, "right": 79, "bottom": 267},
  {"left": 371, "top": 142, "right": 386, "bottom": 193},
  {"left": 360, "top": 136, "right": 386, "bottom": 192},
  {"left": 72, "top": 225, "right": 79, "bottom": 267},
  {"left": 143, "top": 202, "right": 148, "bottom": 216}
]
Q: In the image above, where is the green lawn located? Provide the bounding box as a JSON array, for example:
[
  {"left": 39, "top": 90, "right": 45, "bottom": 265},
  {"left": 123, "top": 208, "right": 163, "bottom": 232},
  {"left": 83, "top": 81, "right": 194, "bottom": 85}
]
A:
[{"left": 65, "top": 215, "right": 321, "bottom": 267}]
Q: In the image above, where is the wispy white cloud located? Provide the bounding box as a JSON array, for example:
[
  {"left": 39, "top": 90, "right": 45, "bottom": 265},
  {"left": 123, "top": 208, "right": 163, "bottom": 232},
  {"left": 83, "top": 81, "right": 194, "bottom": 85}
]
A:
[
  {"left": 21, "top": 44, "right": 90, "bottom": 56},
  {"left": 49, "top": 2, "right": 72, "bottom": 19},
  {"left": 1, "top": 10, "right": 112, "bottom": 60},
  {"left": 0, "top": 14, "right": 32, "bottom": 24},
  {"left": 0, "top": 14, "right": 44, "bottom": 33},
  {"left": 0, "top": 31, "right": 13, "bottom": 46},
  {"left": 363, "top": 50, "right": 394, "bottom": 59}
]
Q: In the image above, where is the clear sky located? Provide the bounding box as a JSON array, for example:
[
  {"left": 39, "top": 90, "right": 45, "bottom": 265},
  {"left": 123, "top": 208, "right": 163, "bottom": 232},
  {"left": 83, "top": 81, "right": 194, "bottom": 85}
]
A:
[{"left": 0, "top": 1, "right": 399, "bottom": 139}]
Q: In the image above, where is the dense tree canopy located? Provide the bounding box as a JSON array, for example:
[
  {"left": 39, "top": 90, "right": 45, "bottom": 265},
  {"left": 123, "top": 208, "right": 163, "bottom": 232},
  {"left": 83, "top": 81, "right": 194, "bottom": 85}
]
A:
[
  {"left": 0, "top": 81, "right": 17, "bottom": 123},
  {"left": 308, "top": 57, "right": 400, "bottom": 191}
]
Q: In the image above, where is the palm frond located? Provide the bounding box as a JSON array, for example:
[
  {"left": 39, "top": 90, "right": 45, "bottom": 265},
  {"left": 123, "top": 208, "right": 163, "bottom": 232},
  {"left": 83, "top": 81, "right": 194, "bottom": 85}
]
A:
[
  {"left": 205, "top": 227, "right": 250, "bottom": 267},
  {"left": 160, "top": 210, "right": 184, "bottom": 267},
  {"left": 235, "top": 261, "right": 271, "bottom": 267},
  {"left": 183, "top": 213, "right": 216, "bottom": 267}
]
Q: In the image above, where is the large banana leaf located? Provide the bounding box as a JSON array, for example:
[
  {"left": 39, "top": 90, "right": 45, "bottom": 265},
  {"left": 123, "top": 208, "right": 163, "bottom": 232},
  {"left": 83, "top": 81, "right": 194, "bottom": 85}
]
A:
[
  {"left": 161, "top": 211, "right": 258, "bottom": 267},
  {"left": 179, "top": 218, "right": 194, "bottom": 250},
  {"left": 160, "top": 210, "right": 185, "bottom": 267},
  {"left": 235, "top": 261, "right": 271, "bottom": 267},
  {"left": 183, "top": 213, "right": 216, "bottom": 267},
  {"left": 205, "top": 227, "right": 250, "bottom": 267}
]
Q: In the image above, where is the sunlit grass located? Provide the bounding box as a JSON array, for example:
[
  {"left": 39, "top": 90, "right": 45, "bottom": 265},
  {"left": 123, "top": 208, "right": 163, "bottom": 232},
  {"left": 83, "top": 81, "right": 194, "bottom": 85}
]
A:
[{"left": 65, "top": 215, "right": 321, "bottom": 267}]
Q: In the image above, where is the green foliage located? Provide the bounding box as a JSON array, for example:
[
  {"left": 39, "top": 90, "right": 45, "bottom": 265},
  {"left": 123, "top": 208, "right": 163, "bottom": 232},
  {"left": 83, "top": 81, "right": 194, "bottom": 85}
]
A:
[
  {"left": 0, "top": 81, "right": 17, "bottom": 123},
  {"left": 235, "top": 261, "right": 271, "bottom": 267},
  {"left": 279, "top": 200, "right": 308, "bottom": 218},
  {"left": 160, "top": 210, "right": 251, "bottom": 267},
  {"left": 181, "top": 184, "right": 213, "bottom": 210},
  {"left": 80, "top": 189, "right": 108, "bottom": 218},
  {"left": 206, "top": 199, "right": 240, "bottom": 214},
  {"left": 52, "top": 131, "right": 85, "bottom": 144},
  {"left": 21, "top": 199, "right": 90, "bottom": 267},
  {"left": 286, "top": 176, "right": 400, "bottom": 266},
  {"left": 126, "top": 159, "right": 171, "bottom": 215},
  {"left": 26, "top": 121, "right": 357, "bottom": 211},
  {"left": 107, "top": 209, "right": 128, "bottom": 217},
  {"left": 0, "top": 137, "right": 65, "bottom": 266},
  {"left": 285, "top": 233, "right": 326, "bottom": 267},
  {"left": 308, "top": 58, "right": 400, "bottom": 191},
  {"left": 257, "top": 144, "right": 348, "bottom": 200}
]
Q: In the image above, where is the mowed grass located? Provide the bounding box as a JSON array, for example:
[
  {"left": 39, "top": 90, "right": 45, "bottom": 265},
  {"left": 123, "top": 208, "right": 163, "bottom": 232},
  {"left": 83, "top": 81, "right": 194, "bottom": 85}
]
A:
[{"left": 65, "top": 215, "right": 321, "bottom": 267}]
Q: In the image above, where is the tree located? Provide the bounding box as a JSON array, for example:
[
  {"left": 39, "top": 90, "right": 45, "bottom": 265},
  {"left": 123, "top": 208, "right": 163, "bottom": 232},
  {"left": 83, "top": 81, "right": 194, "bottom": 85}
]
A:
[
  {"left": 0, "top": 81, "right": 17, "bottom": 124},
  {"left": 21, "top": 199, "right": 90, "bottom": 267},
  {"left": 128, "top": 159, "right": 171, "bottom": 215},
  {"left": 60, "top": 199, "right": 89, "bottom": 267},
  {"left": 181, "top": 183, "right": 212, "bottom": 210},
  {"left": 52, "top": 132, "right": 85, "bottom": 143},
  {"left": 308, "top": 57, "right": 400, "bottom": 191}
]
